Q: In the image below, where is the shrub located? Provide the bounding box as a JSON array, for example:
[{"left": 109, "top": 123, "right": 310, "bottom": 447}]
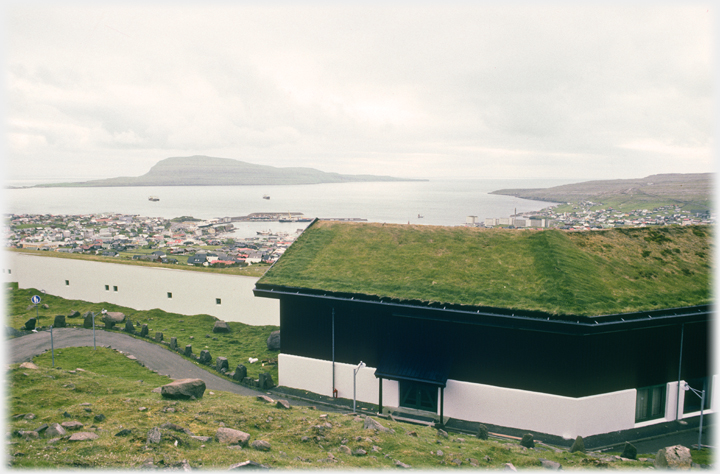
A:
[
  {"left": 570, "top": 435, "right": 585, "bottom": 453},
  {"left": 476, "top": 424, "right": 488, "bottom": 440}
]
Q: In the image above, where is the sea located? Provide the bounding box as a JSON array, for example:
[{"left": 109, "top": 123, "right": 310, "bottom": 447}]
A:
[{"left": 4, "top": 178, "right": 577, "bottom": 239}]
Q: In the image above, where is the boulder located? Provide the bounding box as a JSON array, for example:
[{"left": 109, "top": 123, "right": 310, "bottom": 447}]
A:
[
  {"left": 251, "top": 440, "right": 271, "bottom": 451},
  {"left": 339, "top": 445, "right": 352, "bottom": 455},
  {"left": 94, "top": 414, "right": 106, "bottom": 422},
  {"left": 53, "top": 315, "right": 66, "bottom": 328},
  {"left": 115, "top": 429, "right": 132, "bottom": 437},
  {"left": 477, "top": 424, "right": 489, "bottom": 440},
  {"left": 24, "top": 318, "right": 37, "bottom": 331},
  {"left": 259, "top": 372, "right": 274, "bottom": 389},
  {"left": 44, "top": 423, "right": 67, "bottom": 438},
  {"left": 276, "top": 400, "right": 291, "bottom": 410},
  {"left": 216, "top": 357, "right": 229, "bottom": 373},
  {"left": 103, "top": 312, "right": 126, "bottom": 324},
  {"left": 570, "top": 435, "right": 585, "bottom": 453},
  {"left": 69, "top": 432, "right": 99, "bottom": 442},
  {"left": 184, "top": 345, "right": 193, "bottom": 357},
  {"left": 154, "top": 332, "right": 163, "bottom": 342},
  {"left": 19, "top": 362, "right": 39, "bottom": 370},
  {"left": 621, "top": 442, "right": 637, "bottom": 460},
  {"left": 104, "top": 320, "right": 115, "bottom": 330},
  {"left": 42, "top": 304, "right": 49, "bottom": 309},
  {"left": 147, "top": 426, "right": 162, "bottom": 444},
  {"left": 213, "top": 320, "right": 231, "bottom": 333},
  {"left": 67, "top": 310, "right": 81, "bottom": 318},
  {"left": 233, "top": 364, "right": 247, "bottom": 382},
  {"left": 140, "top": 324, "right": 149, "bottom": 337},
  {"left": 266, "top": 330, "right": 281, "bottom": 351},
  {"left": 520, "top": 433, "right": 535, "bottom": 449},
  {"left": 160, "top": 378, "right": 206, "bottom": 400},
  {"left": 170, "top": 337, "right": 177, "bottom": 351},
  {"left": 61, "top": 421, "right": 84, "bottom": 430},
  {"left": 257, "top": 395, "right": 275, "bottom": 404},
  {"left": 363, "top": 417, "right": 391, "bottom": 432},
  {"left": 83, "top": 312, "right": 95, "bottom": 329},
  {"left": 216, "top": 427, "right": 250, "bottom": 446},
  {"left": 199, "top": 350, "right": 212, "bottom": 365},
  {"left": 228, "top": 460, "right": 269, "bottom": 470},
  {"left": 654, "top": 445, "right": 692, "bottom": 470},
  {"left": 540, "top": 459, "right": 562, "bottom": 470},
  {"left": 124, "top": 320, "right": 135, "bottom": 334}
]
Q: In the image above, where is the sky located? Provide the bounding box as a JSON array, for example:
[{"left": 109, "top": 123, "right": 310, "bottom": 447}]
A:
[{"left": 3, "top": 3, "right": 715, "bottom": 184}]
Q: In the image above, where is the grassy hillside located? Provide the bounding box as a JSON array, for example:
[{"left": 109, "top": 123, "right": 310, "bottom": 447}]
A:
[
  {"left": 8, "top": 346, "right": 665, "bottom": 469},
  {"left": 258, "top": 222, "right": 712, "bottom": 316}
]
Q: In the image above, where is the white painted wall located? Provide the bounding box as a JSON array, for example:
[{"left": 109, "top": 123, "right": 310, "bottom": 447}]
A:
[{"left": 8, "top": 253, "right": 279, "bottom": 326}]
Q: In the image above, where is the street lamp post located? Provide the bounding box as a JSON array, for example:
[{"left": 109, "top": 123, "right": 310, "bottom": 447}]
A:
[
  {"left": 353, "top": 361, "right": 366, "bottom": 413},
  {"left": 682, "top": 382, "right": 706, "bottom": 450}
]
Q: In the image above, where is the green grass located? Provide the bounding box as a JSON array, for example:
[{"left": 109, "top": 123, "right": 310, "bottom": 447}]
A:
[
  {"left": 259, "top": 222, "right": 712, "bottom": 316},
  {"left": 8, "top": 286, "right": 279, "bottom": 382},
  {"left": 7, "top": 347, "right": 667, "bottom": 469}
]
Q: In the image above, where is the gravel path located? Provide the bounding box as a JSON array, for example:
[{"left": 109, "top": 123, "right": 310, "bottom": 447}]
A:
[{"left": 7, "top": 328, "right": 265, "bottom": 397}]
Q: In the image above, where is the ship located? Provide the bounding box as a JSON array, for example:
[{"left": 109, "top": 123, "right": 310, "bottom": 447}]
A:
[
  {"left": 263, "top": 195, "right": 270, "bottom": 200},
  {"left": 148, "top": 196, "right": 160, "bottom": 202}
]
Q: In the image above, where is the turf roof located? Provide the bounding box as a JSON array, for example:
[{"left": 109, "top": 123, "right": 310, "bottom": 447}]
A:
[{"left": 257, "top": 221, "right": 712, "bottom": 316}]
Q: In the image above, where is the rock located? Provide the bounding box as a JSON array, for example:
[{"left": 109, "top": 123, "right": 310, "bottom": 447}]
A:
[
  {"left": 67, "top": 310, "right": 81, "bottom": 318},
  {"left": 338, "top": 445, "right": 352, "bottom": 455},
  {"left": 94, "top": 414, "right": 106, "bottom": 422},
  {"left": 655, "top": 445, "right": 692, "bottom": 470},
  {"left": 259, "top": 372, "right": 274, "bottom": 389},
  {"left": 266, "top": 330, "right": 280, "bottom": 351},
  {"left": 124, "top": 320, "right": 136, "bottom": 334},
  {"left": 191, "top": 435, "right": 212, "bottom": 442},
  {"left": 436, "top": 450, "right": 444, "bottom": 456},
  {"left": 24, "top": 318, "right": 36, "bottom": 331},
  {"left": 82, "top": 312, "right": 95, "bottom": 328},
  {"left": 504, "top": 463, "right": 517, "bottom": 471},
  {"left": 140, "top": 324, "right": 149, "bottom": 337},
  {"left": 257, "top": 395, "right": 275, "bottom": 404},
  {"left": 42, "top": 304, "right": 49, "bottom": 310},
  {"left": 520, "top": 433, "right": 535, "bottom": 448},
  {"left": 216, "top": 357, "right": 229, "bottom": 373},
  {"left": 34, "top": 423, "right": 49, "bottom": 434},
  {"left": 24, "top": 413, "right": 36, "bottom": 420},
  {"left": 69, "top": 432, "right": 99, "bottom": 442},
  {"left": 363, "top": 416, "right": 390, "bottom": 432},
  {"left": 154, "top": 332, "right": 163, "bottom": 342},
  {"left": 53, "top": 315, "right": 66, "bottom": 328},
  {"left": 213, "top": 320, "right": 231, "bottom": 333},
  {"left": 199, "top": 350, "right": 212, "bottom": 365},
  {"left": 233, "top": 364, "right": 247, "bottom": 382},
  {"left": 19, "top": 362, "right": 39, "bottom": 370},
  {"left": 276, "top": 400, "right": 291, "bottom": 410},
  {"left": 104, "top": 320, "right": 115, "bottom": 330},
  {"left": 160, "top": 422, "right": 193, "bottom": 436},
  {"left": 395, "top": 460, "right": 411, "bottom": 468},
  {"left": 477, "top": 423, "right": 489, "bottom": 440},
  {"left": 44, "top": 423, "right": 67, "bottom": 438},
  {"left": 621, "top": 442, "right": 637, "bottom": 460},
  {"left": 216, "top": 427, "right": 251, "bottom": 446},
  {"left": 61, "top": 421, "right": 83, "bottom": 430},
  {"left": 437, "top": 429, "right": 448, "bottom": 438},
  {"left": 104, "top": 312, "right": 125, "bottom": 324},
  {"left": 540, "top": 459, "right": 562, "bottom": 470},
  {"left": 160, "top": 378, "right": 206, "bottom": 399},
  {"left": 228, "top": 460, "right": 270, "bottom": 469},
  {"left": 115, "top": 429, "right": 132, "bottom": 436},
  {"left": 353, "top": 448, "right": 367, "bottom": 456},
  {"left": 184, "top": 345, "right": 193, "bottom": 357},
  {"left": 147, "top": 426, "right": 162, "bottom": 444},
  {"left": 570, "top": 435, "right": 585, "bottom": 453},
  {"left": 251, "top": 440, "right": 271, "bottom": 451},
  {"left": 169, "top": 337, "right": 177, "bottom": 350}
]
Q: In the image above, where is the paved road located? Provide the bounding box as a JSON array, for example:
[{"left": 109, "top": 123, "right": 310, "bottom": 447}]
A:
[{"left": 8, "top": 328, "right": 266, "bottom": 397}]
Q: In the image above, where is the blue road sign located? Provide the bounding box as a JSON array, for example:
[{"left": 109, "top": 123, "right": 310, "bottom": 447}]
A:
[{"left": 31, "top": 295, "right": 41, "bottom": 304}]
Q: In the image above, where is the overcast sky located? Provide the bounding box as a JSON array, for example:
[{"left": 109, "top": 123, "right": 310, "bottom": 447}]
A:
[{"left": 4, "top": 3, "right": 715, "bottom": 183}]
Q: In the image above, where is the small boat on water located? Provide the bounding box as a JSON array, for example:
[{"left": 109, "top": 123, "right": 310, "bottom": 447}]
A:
[
  {"left": 418, "top": 214, "right": 424, "bottom": 218},
  {"left": 263, "top": 195, "right": 270, "bottom": 200},
  {"left": 257, "top": 230, "right": 272, "bottom": 236},
  {"left": 149, "top": 196, "right": 160, "bottom": 202}
]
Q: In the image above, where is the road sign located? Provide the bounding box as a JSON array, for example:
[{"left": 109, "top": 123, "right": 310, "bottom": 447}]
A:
[{"left": 31, "top": 295, "right": 41, "bottom": 304}]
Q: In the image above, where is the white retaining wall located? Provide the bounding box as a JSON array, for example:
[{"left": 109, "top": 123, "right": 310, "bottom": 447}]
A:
[
  {"left": 277, "top": 353, "right": 714, "bottom": 439},
  {"left": 6, "top": 253, "right": 279, "bottom": 326}
]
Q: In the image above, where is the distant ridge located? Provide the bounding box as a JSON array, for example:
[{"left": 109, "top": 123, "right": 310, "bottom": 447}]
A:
[{"left": 35, "top": 156, "right": 425, "bottom": 187}]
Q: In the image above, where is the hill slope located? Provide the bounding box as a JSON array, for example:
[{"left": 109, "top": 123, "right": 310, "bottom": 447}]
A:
[{"left": 36, "top": 156, "right": 422, "bottom": 187}]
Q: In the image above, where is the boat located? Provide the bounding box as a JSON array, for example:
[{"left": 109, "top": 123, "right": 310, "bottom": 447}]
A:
[
  {"left": 263, "top": 195, "right": 270, "bottom": 200},
  {"left": 418, "top": 214, "right": 424, "bottom": 218},
  {"left": 257, "top": 230, "right": 272, "bottom": 236},
  {"left": 149, "top": 196, "right": 160, "bottom": 202}
]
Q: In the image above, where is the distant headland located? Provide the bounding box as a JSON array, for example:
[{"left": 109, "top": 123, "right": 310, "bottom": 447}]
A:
[{"left": 30, "top": 155, "right": 426, "bottom": 188}]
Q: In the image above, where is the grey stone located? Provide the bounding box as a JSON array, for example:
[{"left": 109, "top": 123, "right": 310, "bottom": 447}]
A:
[
  {"left": 115, "top": 429, "right": 132, "bottom": 437},
  {"left": 504, "top": 463, "right": 517, "bottom": 471},
  {"left": 540, "top": 459, "right": 562, "bottom": 470},
  {"left": 44, "top": 423, "right": 67, "bottom": 438},
  {"left": 140, "top": 324, "right": 149, "bottom": 337},
  {"left": 257, "top": 395, "right": 274, "bottom": 404},
  {"left": 621, "top": 442, "right": 637, "bottom": 460},
  {"left": 266, "top": 330, "right": 280, "bottom": 351},
  {"left": 24, "top": 318, "right": 36, "bottom": 331},
  {"left": 19, "top": 362, "right": 39, "bottom": 370},
  {"left": 160, "top": 422, "right": 193, "bottom": 436},
  {"left": 213, "top": 320, "right": 231, "bottom": 333},
  {"left": 216, "top": 427, "right": 250, "bottom": 446},
  {"left": 228, "top": 460, "right": 270, "bottom": 469},
  {"left": 104, "top": 312, "right": 126, "bottom": 324},
  {"left": 184, "top": 345, "right": 192, "bottom": 357},
  {"left": 53, "top": 315, "right": 66, "bottom": 328},
  {"left": 338, "top": 445, "right": 351, "bottom": 455},
  {"left": 160, "top": 378, "right": 206, "bottom": 399},
  {"left": 60, "top": 421, "right": 83, "bottom": 430},
  {"left": 154, "top": 332, "right": 163, "bottom": 342},
  {"left": 251, "top": 440, "right": 271, "bottom": 451},
  {"left": 170, "top": 337, "right": 177, "bottom": 350},
  {"left": 276, "top": 400, "right": 291, "bottom": 410},
  {"left": 353, "top": 448, "right": 367, "bottom": 456},
  {"left": 654, "top": 445, "right": 692, "bottom": 470},
  {"left": 67, "top": 310, "right": 81, "bottom": 318},
  {"left": 363, "top": 416, "right": 390, "bottom": 432},
  {"left": 233, "top": 364, "right": 247, "bottom": 382},
  {"left": 147, "top": 426, "right": 162, "bottom": 444},
  {"left": 124, "top": 320, "right": 136, "bottom": 334},
  {"left": 42, "top": 304, "right": 49, "bottom": 309},
  {"left": 216, "top": 357, "right": 229, "bottom": 372},
  {"left": 191, "top": 435, "right": 212, "bottom": 442},
  {"left": 34, "top": 423, "right": 49, "bottom": 434},
  {"left": 94, "top": 414, "right": 106, "bottom": 422},
  {"left": 19, "top": 430, "right": 39, "bottom": 440},
  {"left": 437, "top": 429, "right": 448, "bottom": 438},
  {"left": 82, "top": 312, "right": 95, "bottom": 328},
  {"left": 259, "top": 372, "right": 274, "bottom": 389},
  {"left": 69, "top": 432, "right": 99, "bottom": 442},
  {"left": 395, "top": 460, "right": 411, "bottom": 468},
  {"left": 104, "top": 320, "right": 115, "bottom": 330},
  {"left": 199, "top": 350, "right": 212, "bottom": 365}
]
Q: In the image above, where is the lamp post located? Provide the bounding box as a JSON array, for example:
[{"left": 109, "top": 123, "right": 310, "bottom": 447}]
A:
[
  {"left": 353, "top": 361, "right": 366, "bottom": 413},
  {"left": 682, "top": 382, "right": 706, "bottom": 450}
]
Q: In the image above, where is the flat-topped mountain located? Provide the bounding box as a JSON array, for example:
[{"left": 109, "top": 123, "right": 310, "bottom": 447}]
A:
[{"left": 35, "top": 156, "right": 424, "bottom": 187}]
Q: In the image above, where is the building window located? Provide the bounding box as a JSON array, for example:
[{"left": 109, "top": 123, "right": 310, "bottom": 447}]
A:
[
  {"left": 113, "top": 286, "right": 118, "bottom": 292},
  {"left": 636, "top": 384, "right": 666, "bottom": 422},
  {"left": 105, "top": 285, "right": 109, "bottom": 291},
  {"left": 167, "top": 292, "right": 172, "bottom": 299},
  {"left": 216, "top": 298, "right": 221, "bottom": 305},
  {"left": 8, "top": 269, "right": 11, "bottom": 274},
  {"left": 400, "top": 381, "right": 438, "bottom": 412},
  {"left": 684, "top": 377, "right": 712, "bottom": 413},
  {"left": 65, "top": 280, "right": 69, "bottom": 286}
]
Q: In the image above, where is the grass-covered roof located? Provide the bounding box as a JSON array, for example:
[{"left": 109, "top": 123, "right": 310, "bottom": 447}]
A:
[{"left": 258, "top": 221, "right": 712, "bottom": 316}]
